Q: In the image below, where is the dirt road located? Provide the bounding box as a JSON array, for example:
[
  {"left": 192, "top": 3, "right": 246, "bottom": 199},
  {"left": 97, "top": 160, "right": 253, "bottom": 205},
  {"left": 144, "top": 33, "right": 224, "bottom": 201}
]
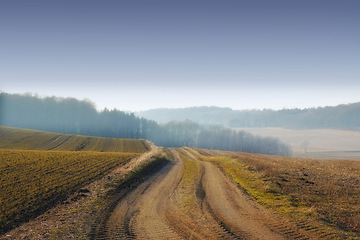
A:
[{"left": 96, "top": 148, "right": 317, "bottom": 239}]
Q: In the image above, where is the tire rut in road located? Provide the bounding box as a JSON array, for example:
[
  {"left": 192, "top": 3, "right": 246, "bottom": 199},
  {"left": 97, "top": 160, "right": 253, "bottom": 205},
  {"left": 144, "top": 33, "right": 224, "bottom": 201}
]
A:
[
  {"left": 183, "top": 148, "right": 317, "bottom": 240},
  {"left": 201, "top": 160, "right": 287, "bottom": 239},
  {"left": 131, "top": 159, "right": 182, "bottom": 240},
  {"left": 99, "top": 160, "right": 181, "bottom": 239},
  {"left": 163, "top": 149, "right": 231, "bottom": 239},
  {"left": 90, "top": 156, "right": 171, "bottom": 240}
]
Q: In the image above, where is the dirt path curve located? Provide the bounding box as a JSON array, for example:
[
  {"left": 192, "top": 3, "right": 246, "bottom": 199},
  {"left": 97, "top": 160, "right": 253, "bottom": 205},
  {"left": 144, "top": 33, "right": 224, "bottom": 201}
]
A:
[
  {"left": 100, "top": 148, "right": 315, "bottom": 239},
  {"left": 102, "top": 156, "right": 182, "bottom": 239}
]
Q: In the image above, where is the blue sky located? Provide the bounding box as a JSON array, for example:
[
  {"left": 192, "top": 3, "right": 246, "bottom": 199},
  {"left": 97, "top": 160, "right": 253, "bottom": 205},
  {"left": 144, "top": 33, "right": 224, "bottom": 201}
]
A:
[{"left": 1, "top": 0, "right": 359, "bottom": 111}]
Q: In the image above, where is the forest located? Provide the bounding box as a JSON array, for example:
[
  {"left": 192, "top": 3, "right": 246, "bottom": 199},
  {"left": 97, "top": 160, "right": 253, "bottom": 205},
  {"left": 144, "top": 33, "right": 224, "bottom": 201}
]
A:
[
  {"left": 0, "top": 92, "right": 291, "bottom": 156},
  {"left": 139, "top": 103, "right": 360, "bottom": 130}
]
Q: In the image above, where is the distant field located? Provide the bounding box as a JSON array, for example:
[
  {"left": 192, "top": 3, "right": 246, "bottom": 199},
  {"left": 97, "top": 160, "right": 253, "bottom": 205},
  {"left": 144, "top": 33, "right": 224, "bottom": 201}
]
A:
[
  {"left": 236, "top": 127, "right": 360, "bottom": 160},
  {"left": 0, "top": 126, "right": 150, "bottom": 153},
  {"left": 0, "top": 126, "right": 149, "bottom": 234}
]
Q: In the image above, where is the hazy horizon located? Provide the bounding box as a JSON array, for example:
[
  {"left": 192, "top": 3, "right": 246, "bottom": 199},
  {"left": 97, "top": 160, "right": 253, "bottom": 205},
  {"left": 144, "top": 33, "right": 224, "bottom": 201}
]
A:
[
  {"left": 1, "top": 0, "right": 359, "bottom": 112},
  {"left": 2, "top": 90, "right": 359, "bottom": 113}
]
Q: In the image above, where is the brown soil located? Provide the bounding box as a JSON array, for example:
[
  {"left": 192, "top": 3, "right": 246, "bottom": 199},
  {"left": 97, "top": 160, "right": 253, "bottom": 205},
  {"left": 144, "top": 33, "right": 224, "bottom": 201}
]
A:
[{"left": 96, "top": 148, "right": 321, "bottom": 240}]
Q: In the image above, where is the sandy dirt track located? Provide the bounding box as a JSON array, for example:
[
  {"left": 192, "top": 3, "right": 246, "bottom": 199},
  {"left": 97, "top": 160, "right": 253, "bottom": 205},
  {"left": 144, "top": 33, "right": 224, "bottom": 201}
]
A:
[{"left": 97, "top": 148, "right": 319, "bottom": 240}]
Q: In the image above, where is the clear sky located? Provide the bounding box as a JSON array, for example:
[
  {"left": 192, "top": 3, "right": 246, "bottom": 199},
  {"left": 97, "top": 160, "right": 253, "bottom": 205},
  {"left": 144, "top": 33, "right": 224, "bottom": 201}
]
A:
[{"left": 1, "top": 0, "right": 359, "bottom": 111}]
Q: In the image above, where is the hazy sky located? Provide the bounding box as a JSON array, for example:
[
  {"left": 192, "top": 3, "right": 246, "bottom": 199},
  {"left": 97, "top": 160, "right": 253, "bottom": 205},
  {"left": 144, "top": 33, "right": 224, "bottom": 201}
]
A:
[{"left": 1, "top": 0, "right": 359, "bottom": 111}]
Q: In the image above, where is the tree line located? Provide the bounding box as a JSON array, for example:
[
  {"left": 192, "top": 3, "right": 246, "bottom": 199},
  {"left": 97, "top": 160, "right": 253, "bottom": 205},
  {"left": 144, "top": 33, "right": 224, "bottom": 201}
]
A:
[
  {"left": 156, "top": 120, "right": 291, "bottom": 155},
  {"left": 139, "top": 104, "right": 360, "bottom": 130},
  {"left": 229, "top": 104, "right": 360, "bottom": 130},
  {"left": 0, "top": 92, "right": 291, "bottom": 156}
]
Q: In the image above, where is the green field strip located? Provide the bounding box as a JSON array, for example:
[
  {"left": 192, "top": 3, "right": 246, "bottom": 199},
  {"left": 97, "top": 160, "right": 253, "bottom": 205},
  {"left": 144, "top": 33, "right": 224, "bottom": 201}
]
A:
[{"left": 0, "top": 126, "right": 150, "bottom": 153}]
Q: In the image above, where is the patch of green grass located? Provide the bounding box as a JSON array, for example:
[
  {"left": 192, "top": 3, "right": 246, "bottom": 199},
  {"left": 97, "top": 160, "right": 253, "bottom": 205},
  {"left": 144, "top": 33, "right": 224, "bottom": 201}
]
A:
[{"left": 175, "top": 150, "right": 201, "bottom": 210}]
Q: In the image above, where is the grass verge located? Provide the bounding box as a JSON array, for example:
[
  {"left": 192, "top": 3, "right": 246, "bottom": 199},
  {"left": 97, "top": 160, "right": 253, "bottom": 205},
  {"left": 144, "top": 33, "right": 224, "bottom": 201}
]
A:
[{"left": 175, "top": 150, "right": 201, "bottom": 211}]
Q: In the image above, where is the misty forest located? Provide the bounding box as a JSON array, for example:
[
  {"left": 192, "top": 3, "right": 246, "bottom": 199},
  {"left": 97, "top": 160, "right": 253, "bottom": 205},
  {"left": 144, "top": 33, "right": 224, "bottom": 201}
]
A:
[
  {"left": 0, "top": 92, "right": 291, "bottom": 156},
  {"left": 139, "top": 104, "right": 360, "bottom": 130}
]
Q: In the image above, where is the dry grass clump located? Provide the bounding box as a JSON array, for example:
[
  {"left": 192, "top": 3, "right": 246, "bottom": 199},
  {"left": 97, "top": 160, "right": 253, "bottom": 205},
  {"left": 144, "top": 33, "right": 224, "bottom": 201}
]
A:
[
  {"left": 174, "top": 149, "right": 201, "bottom": 210},
  {"left": 194, "top": 149, "right": 360, "bottom": 239},
  {"left": 240, "top": 154, "right": 360, "bottom": 233}
]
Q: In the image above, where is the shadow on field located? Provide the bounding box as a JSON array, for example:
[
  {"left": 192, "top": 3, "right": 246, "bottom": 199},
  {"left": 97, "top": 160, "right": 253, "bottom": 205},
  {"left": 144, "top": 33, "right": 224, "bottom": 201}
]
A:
[{"left": 89, "top": 156, "right": 170, "bottom": 239}]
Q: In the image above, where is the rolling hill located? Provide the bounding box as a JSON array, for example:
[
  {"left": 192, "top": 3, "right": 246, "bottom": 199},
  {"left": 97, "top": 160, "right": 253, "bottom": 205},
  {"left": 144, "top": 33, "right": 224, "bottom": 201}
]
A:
[
  {"left": 0, "top": 126, "right": 150, "bottom": 234},
  {"left": 0, "top": 126, "right": 150, "bottom": 153}
]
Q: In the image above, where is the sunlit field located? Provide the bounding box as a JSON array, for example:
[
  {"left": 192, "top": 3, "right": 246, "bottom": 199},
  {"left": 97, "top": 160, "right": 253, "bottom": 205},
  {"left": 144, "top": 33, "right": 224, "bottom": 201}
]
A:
[
  {"left": 0, "top": 126, "right": 150, "bottom": 153},
  {"left": 193, "top": 148, "right": 360, "bottom": 239},
  {"left": 0, "top": 149, "right": 139, "bottom": 234},
  {"left": 0, "top": 126, "right": 149, "bottom": 234}
]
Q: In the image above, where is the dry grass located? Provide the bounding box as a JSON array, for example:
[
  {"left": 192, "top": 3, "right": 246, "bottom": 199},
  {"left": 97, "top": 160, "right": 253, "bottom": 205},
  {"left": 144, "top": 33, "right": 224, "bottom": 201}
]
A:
[
  {"left": 194, "top": 148, "right": 360, "bottom": 239},
  {"left": 174, "top": 149, "right": 201, "bottom": 210}
]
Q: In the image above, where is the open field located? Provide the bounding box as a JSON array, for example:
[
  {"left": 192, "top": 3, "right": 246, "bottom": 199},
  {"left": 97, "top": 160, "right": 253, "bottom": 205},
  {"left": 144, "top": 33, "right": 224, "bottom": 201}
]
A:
[
  {"left": 3, "top": 145, "right": 359, "bottom": 239},
  {"left": 0, "top": 126, "right": 151, "bottom": 235},
  {"left": 195, "top": 148, "right": 360, "bottom": 239},
  {"left": 2, "top": 125, "right": 359, "bottom": 238},
  {"left": 235, "top": 127, "right": 360, "bottom": 160},
  {"left": 0, "top": 149, "right": 139, "bottom": 235},
  {"left": 0, "top": 126, "right": 150, "bottom": 153}
]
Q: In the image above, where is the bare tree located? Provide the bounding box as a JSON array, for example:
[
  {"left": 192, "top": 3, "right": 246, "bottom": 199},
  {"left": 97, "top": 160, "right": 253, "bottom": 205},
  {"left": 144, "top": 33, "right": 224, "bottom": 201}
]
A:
[{"left": 301, "top": 140, "right": 310, "bottom": 153}]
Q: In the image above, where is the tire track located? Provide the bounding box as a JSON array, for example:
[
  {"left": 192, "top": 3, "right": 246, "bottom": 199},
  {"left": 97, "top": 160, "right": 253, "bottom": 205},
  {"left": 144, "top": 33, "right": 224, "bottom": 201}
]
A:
[
  {"left": 47, "top": 135, "right": 74, "bottom": 150},
  {"left": 101, "top": 159, "right": 181, "bottom": 239},
  {"left": 35, "top": 134, "right": 63, "bottom": 150},
  {"left": 165, "top": 149, "right": 236, "bottom": 239},
  {"left": 201, "top": 160, "right": 286, "bottom": 239}
]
